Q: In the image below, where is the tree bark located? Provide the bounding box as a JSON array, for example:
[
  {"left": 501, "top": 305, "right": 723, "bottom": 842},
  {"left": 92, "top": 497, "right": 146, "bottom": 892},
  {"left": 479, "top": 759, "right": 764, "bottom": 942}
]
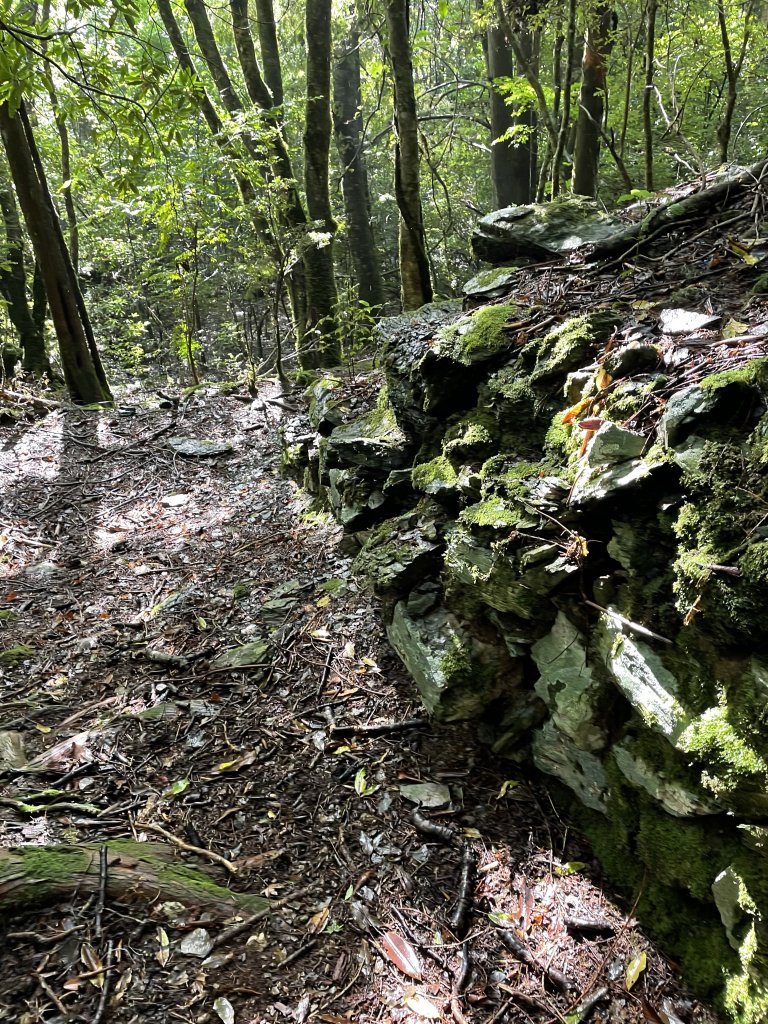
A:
[
  {"left": 551, "top": 0, "right": 576, "bottom": 196},
  {"left": 254, "top": 0, "right": 283, "bottom": 108},
  {"left": 0, "top": 102, "right": 110, "bottom": 403},
  {"left": 643, "top": 0, "right": 657, "bottom": 190},
  {"left": 0, "top": 175, "right": 50, "bottom": 375},
  {"left": 716, "top": 0, "right": 754, "bottom": 164},
  {"left": 0, "top": 840, "right": 269, "bottom": 914},
  {"left": 572, "top": 6, "right": 615, "bottom": 197},
  {"left": 385, "top": 0, "right": 432, "bottom": 310},
  {"left": 485, "top": 23, "right": 537, "bottom": 206},
  {"left": 302, "top": 0, "right": 339, "bottom": 364},
  {"left": 333, "top": 30, "right": 384, "bottom": 311}
]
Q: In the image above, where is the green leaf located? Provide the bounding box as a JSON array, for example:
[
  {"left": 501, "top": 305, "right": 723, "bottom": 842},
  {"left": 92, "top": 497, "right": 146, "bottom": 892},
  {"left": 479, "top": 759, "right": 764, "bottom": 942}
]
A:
[
  {"left": 625, "top": 950, "right": 647, "bottom": 990},
  {"left": 165, "top": 778, "right": 190, "bottom": 797},
  {"left": 555, "top": 861, "right": 586, "bottom": 877}
]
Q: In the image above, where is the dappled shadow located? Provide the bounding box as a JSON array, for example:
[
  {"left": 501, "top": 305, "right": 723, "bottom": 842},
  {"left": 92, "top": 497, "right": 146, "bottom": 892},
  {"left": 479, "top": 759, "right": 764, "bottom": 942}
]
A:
[{"left": 0, "top": 389, "right": 722, "bottom": 1023}]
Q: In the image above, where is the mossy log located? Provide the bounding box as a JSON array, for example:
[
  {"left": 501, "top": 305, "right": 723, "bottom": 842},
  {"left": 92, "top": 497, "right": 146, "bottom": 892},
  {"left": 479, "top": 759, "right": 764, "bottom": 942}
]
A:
[
  {"left": 0, "top": 841, "right": 269, "bottom": 915},
  {"left": 588, "top": 154, "right": 768, "bottom": 263}
]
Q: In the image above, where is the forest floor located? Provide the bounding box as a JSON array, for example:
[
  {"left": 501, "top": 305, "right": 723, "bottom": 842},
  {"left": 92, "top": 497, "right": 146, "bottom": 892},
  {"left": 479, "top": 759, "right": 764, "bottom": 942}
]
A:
[{"left": 0, "top": 380, "right": 724, "bottom": 1024}]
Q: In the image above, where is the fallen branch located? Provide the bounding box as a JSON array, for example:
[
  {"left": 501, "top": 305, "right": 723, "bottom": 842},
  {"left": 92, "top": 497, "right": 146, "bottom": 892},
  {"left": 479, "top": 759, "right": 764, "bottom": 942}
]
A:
[
  {"left": 0, "top": 840, "right": 268, "bottom": 915},
  {"left": 0, "top": 387, "right": 64, "bottom": 411},
  {"left": 497, "top": 927, "right": 573, "bottom": 994},
  {"left": 329, "top": 718, "right": 430, "bottom": 738},
  {"left": 586, "top": 154, "right": 768, "bottom": 264}
]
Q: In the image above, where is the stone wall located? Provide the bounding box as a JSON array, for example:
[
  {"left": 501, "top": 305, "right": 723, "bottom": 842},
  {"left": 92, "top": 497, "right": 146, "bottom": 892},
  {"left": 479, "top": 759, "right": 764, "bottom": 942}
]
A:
[{"left": 283, "top": 299, "right": 768, "bottom": 1021}]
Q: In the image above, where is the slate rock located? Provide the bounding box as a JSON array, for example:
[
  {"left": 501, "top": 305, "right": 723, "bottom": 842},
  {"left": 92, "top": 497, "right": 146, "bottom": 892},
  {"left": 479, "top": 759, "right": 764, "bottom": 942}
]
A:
[
  {"left": 324, "top": 405, "right": 411, "bottom": 471},
  {"left": 532, "top": 612, "right": 608, "bottom": 753},
  {"left": 168, "top": 436, "right": 234, "bottom": 457},
  {"left": 387, "top": 602, "right": 515, "bottom": 720},
  {"left": 472, "top": 197, "right": 624, "bottom": 265}
]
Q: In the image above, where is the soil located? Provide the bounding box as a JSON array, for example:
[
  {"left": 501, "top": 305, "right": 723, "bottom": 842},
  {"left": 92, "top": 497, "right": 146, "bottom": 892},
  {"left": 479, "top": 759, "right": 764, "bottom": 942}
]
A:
[{"left": 0, "top": 383, "right": 724, "bottom": 1024}]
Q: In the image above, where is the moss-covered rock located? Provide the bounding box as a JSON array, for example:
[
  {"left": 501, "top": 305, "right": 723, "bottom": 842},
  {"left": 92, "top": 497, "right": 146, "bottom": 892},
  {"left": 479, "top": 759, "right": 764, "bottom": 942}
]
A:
[
  {"left": 431, "top": 303, "right": 518, "bottom": 366},
  {"left": 386, "top": 601, "right": 521, "bottom": 720}
]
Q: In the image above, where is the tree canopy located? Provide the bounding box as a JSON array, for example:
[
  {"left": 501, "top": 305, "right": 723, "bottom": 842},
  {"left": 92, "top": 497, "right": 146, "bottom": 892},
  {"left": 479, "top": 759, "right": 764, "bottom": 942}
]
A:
[{"left": 1, "top": 0, "right": 766, "bottom": 393}]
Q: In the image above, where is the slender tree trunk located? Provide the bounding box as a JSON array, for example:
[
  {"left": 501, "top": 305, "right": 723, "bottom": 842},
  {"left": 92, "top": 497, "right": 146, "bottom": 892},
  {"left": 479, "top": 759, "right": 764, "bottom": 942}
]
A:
[
  {"left": 643, "top": 0, "right": 657, "bottom": 190},
  {"left": 572, "top": 6, "right": 616, "bottom": 197},
  {"left": 302, "top": 0, "right": 339, "bottom": 365},
  {"left": 0, "top": 176, "right": 50, "bottom": 375},
  {"left": 225, "top": 0, "right": 312, "bottom": 353},
  {"left": 0, "top": 102, "right": 110, "bottom": 403},
  {"left": 385, "top": 0, "right": 432, "bottom": 310},
  {"left": 716, "top": 0, "right": 754, "bottom": 164},
  {"left": 485, "top": 23, "right": 536, "bottom": 206},
  {"left": 254, "top": 0, "right": 283, "bottom": 108},
  {"left": 333, "top": 30, "right": 384, "bottom": 311},
  {"left": 551, "top": 0, "right": 577, "bottom": 196},
  {"left": 42, "top": 0, "right": 78, "bottom": 271}
]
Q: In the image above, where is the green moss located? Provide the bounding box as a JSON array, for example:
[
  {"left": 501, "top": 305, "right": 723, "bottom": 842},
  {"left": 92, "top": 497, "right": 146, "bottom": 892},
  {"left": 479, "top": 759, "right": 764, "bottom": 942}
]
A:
[
  {"left": 672, "top": 440, "right": 768, "bottom": 644},
  {"left": 0, "top": 610, "right": 17, "bottom": 621},
  {"left": 679, "top": 706, "right": 768, "bottom": 791},
  {"left": 412, "top": 455, "right": 458, "bottom": 492},
  {"left": 699, "top": 358, "right": 768, "bottom": 393},
  {"left": 750, "top": 274, "right": 768, "bottom": 295},
  {"left": 528, "top": 312, "right": 616, "bottom": 381},
  {"left": 233, "top": 579, "right": 257, "bottom": 600},
  {"left": 442, "top": 411, "right": 496, "bottom": 458},
  {"left": 434, "top": 303, "right": 518, "bottom": 365},
  {"left": 459, "top": 495, "right": 520, "bottom": 530},
  {"left": 543, "top": 415, "right": 579, "bottom": 465},
  {"left": 0, "top": 644, "right": 35, "bottom": 665}
]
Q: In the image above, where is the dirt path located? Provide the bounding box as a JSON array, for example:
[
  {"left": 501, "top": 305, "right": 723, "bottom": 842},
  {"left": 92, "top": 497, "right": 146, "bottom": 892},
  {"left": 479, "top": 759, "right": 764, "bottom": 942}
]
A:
[{"left": 0, "top": 385, "right": 719, "bottom": 1024}]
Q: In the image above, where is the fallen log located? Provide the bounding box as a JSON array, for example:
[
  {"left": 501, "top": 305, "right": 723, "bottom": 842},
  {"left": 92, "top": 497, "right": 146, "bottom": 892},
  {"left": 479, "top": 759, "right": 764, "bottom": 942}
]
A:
[
  {"left": 0, "top": 840, "right": 269, "bottom": 915},
  {"left": 586, "top": 154, "right": 768, "bottom": 263}
]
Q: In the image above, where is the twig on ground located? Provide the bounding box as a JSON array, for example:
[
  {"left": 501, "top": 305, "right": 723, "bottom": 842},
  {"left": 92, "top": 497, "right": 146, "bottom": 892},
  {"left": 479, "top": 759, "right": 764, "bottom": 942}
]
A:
[{"left": 135, "top": 820, "right": 239, "bottom": 876}]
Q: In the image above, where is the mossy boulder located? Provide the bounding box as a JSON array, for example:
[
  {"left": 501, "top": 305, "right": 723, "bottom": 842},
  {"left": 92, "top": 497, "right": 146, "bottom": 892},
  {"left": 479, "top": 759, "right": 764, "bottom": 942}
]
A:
[
  {"left": 352, "top": 505, "right": 444, "bottom": 604},
  {"left": 527, "top": 311, "right": 617, "bottom": 381},
  {"left": 324, "top": 401, "right": 411, "bottom": 471},
  {"left": 387, "top": 601, "right": 521, "bottom": 720},
  {"left": 471, "top": 196, "right": 624, "bottom": 264}
]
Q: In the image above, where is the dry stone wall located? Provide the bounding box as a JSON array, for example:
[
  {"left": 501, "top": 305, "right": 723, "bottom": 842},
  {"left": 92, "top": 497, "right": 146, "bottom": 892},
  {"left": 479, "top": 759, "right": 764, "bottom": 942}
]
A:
[{"left": 282, "top": 297, "right": 768, "bottom": 1022}]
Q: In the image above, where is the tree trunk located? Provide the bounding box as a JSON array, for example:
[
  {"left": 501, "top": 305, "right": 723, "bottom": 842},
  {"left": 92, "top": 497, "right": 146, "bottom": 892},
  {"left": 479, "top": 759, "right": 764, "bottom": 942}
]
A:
[
  {"left": 0, "top": 840, "right": 268, "bottom": 914},
  {"left": 485, "top": 23, "right": 536, "bottom": 207},
  {"left": 643, "top": 0, "right": 657, "bottom": 190},
  {"left": 551, "top": 0, "right": 577, "bottom": 196},
  {"left": 333, "top": 30, "right": 385, "bottom": 311},
  {"left": 0, "top": 176, "right": 50, "bottom": 376},
  {"left": 716, "top": 0, "right": 754, "bottom": 164},
  {"left": 0, "top": 102, "right": 110, "bottom": 403},
  {"left": 254, "top": 0, "right": 284, "bottom": 108},
  {"left": 385, "top": 0, "right": 432, "bottom": 311},
  {"left": 572, "top": 6, "right": 615, "bottom": 197},
  {"left": 302, "top": 0, "right": 339, "bottom": 365}
]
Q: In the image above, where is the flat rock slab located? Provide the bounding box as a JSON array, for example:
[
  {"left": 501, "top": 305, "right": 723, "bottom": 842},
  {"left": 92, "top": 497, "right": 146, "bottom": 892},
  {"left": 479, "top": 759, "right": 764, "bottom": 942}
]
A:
[
  {"left": 168, "top": 437, "right": 235, "bottom": 457},
  {"left": 472, "top": 197, "right": 624, "bottom": 264}
]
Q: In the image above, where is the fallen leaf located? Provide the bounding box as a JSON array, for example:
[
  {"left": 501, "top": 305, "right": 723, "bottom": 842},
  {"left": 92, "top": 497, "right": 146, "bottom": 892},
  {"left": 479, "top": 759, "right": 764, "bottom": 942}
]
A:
[
  {"left": 308, "top": 907, "right": 330, "bottom": 934},
  {"left": 156, "top": 927, "right": 171, "bottom": 966},
  {"left": 380, "top": 930, "right": 422, "bottom": 980},
  {"left": 80, "top": 943, "right": 105, "bottom": 989},
  {"left": 404, "top": 992, "right": 441, "bottom": 1018},
  {"left": 214, "top": 996, "right": 235, "bottom": 1024},
  {"left": 626, "top": 950, "right": 647, "bottom": 990}
]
